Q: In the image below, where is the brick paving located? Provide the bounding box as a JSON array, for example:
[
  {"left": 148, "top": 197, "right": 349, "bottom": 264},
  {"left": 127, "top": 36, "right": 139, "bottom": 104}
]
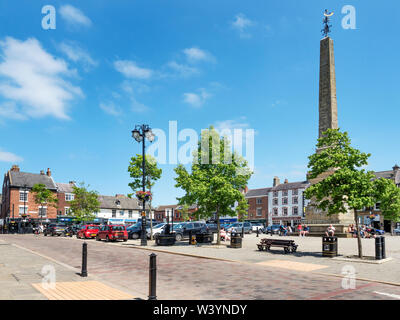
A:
[{"left": 1, "top": 234, "right": 400, "bottom": 300}]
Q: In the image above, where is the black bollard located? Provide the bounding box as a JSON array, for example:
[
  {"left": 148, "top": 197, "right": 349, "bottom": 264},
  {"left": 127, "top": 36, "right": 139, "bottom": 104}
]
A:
[
  {"left": 189, "top": 230, "right": 192, "bottom": 245},
  {"left": 256, "top": 228, "right": 259, "bottom": 237},
  {"left": 148, "top": 253, "right": 157, "bottom": 300},
  {"left": 81, "top": 242, "right": 88, "bottom": 277},
  {"left": 381, "top": 236, "right": 386, "bottom": 259},
  {"left": 375, "top": 236, "right": 382, "bottom": 260}
]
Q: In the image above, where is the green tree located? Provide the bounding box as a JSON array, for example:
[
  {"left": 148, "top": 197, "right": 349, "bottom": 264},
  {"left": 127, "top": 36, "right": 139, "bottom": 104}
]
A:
[
  {"left": 69, "top": 183, "right": 100, "bottom": 224},
  {"left": 305, "top": 128, "right": 400, "bottom": 258},
  {"left": 32, "top": 184, "right": 58, "bottom": 224},
  {"left": 179, "top": 204, "right": 192, "bottom": 222},
  {"left": 174, "top": 126, "right": 252, "bottom": 245},
  {"left": 236, "top": 198, "right": 249, "bottom": 222},
  {"left": 373, "top": 177, "right": 400, "bottom": 230},
  {"left": 128, "top": 154, "right": 162, "bottom": 240}
]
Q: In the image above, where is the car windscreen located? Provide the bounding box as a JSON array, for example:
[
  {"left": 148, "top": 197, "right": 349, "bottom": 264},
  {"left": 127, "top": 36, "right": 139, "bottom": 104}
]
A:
[
  {"left": 87, "top": 226, "right": 99, "bottom": 230},
  {"left": 111, "top": 226, "right": 125, "bottom": 231}
]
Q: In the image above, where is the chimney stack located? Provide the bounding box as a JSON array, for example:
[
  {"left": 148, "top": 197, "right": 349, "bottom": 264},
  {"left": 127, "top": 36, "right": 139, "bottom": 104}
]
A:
[
  {"left": 10, "top": 165, "right": 20, "bottom": 172},
  {"left": 393, "top": 164, "right": 399, "bottom": 173},
  {"left": 40, "top": 170, "right": 45, "bottom": 175},
  {"left": 69, "top": 181, "right": 76, "bottom": 185},
  {"left": 273, "top": 177, "right": 280, "bottom": 187},
  {"left": 284, "top": 179, "right": 288, "bottom": 184},
  {"left": 46, "top": 168, "right": 51, "bottom": 177},
  {"left": 115, "top": 194, "right": 125, "bottom": 198}
]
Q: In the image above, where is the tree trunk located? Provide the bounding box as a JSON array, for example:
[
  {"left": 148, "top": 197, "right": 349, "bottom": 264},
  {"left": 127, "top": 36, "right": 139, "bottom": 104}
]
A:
[
  {"left": 354, "top": 209, "right": 363, "bottom": 258},
  {"left": 216, "top": 207, "right": 221, "bottom": 245}
]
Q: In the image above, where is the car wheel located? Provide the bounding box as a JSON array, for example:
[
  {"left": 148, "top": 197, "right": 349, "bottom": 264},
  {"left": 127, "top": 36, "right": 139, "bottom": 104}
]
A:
[
  {"left": 106, "top": 236, "right": 110, "bottom": 242},
  {"left": 96, "top": 235, "right": 101, "bottom": 241},
  {"left": 44, "top": 233, "right": 47, "bottom": 236},
  {"left": 175, "top": 233, "right": 182, "bottom": 241},
  {"left": 131, "top": 233, "right": 139, "bottom": 240}
]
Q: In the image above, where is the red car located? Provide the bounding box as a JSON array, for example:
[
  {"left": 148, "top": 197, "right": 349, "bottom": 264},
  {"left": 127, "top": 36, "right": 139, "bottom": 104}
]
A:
[
  {"left": 96, "top": 225, "right": 128, "bottom": 242},
  {"left": 77, "top": 224, "right": 100, "bottom": 239}
]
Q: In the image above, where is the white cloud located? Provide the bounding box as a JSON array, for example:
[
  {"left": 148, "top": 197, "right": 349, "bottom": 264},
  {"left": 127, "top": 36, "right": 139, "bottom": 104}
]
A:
[
  {"left": 183, "top": 47, "right": 215, "bottom": 63},
  {"left": 166, "top": 61, "right": 199, "bottom": 78},
  {"left": 183, "top": 89, "right": 211, "bottom": 108},
  {"left": 114, "top": 60, "right": 152, "bottom": 79},
  {"left": 214, "top": 117, "right": 250, "bottom": 132},
  {"left": 0, "top": 149, "right": 23, "bottom": 162},
  {"left": 0, "top": 37, "right": 83, "bottom": 120},
  {"left": 59, "top": 42, "right": 97, "bottom": 70},
  {"left": 99, "top": 102, "right": 122, "bottom": 117},
  {"left": 59, "top": 5, "right": 92, "bottom": 28},
  {"left": 232, "top": 13, "right": 255, "bottom": 38}
]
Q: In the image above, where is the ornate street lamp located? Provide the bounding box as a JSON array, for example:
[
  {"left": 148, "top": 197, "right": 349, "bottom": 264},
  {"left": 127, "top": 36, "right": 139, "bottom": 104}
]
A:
[{"left": 132, "top": 124, "right": 155, "bottom": 246}]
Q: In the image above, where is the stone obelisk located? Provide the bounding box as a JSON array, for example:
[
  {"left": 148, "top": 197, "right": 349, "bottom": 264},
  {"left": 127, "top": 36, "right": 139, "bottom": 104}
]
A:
[
  {"left": 318, "top": 36, "right": 338, "bottom": 138},
  {"left": 304, "top": 11, "right": 355, "bottom": 236}
]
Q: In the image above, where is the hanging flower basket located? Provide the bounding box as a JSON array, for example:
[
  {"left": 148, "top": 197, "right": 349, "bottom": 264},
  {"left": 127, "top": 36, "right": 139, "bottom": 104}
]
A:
[
  {"left": 369, "top": 214, "right": 376, "bottom": 220},
  {"left": 136, "top": 191, "right": 152, "bottom": 202}
]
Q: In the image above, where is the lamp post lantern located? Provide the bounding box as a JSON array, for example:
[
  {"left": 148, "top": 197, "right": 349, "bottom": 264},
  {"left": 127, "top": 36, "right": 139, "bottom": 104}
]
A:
[{"left": 132, "top": 124, "right": 155, "bottom": 246}]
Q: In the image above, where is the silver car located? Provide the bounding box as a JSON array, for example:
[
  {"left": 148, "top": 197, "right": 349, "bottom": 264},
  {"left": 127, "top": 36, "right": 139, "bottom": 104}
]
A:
[{"left": 228, "top": 222, "right": 252, "bottom": 234}]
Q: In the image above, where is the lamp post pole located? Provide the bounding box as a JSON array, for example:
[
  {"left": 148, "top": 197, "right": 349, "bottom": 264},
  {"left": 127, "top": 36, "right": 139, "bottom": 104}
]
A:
[{"left": 132, "top": 124, "right": 155, "bottom": 247}]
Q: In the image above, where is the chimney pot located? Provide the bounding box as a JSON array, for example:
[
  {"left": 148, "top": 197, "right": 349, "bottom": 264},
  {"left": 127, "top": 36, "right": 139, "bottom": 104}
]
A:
[
  {"left": 393, "top": 164, "right": 400, "bottom": 172},
  {"left": 273, "top": 177, "right": 280, "bottom": 187},
  {"left": 46, "top": 168, "right": 51, "bottom": 176},
  {"left": 40, "top": 170, "right": 45, "bottom": 175},
  {"left": 10, "top": 165, "right": 20, "bottom": 172},
  {"left": 284, "top": 179, "right": 288, "bottom": 184}
]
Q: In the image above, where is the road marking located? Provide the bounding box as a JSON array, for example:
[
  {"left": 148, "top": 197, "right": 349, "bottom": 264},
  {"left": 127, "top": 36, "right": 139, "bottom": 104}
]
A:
[
  {"left": 256, "top": 260, "right": 328, "bottom": 272},
  {"left": 32, "top": 281, "right": 134, "bottom": 300},
  {"left": 374, "top": 291, "right": 400, "bottom": 300}
]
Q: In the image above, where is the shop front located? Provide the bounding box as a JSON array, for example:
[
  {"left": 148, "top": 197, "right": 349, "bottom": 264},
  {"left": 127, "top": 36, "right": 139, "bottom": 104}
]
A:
[{"left": 272, "top": 216, "right": 302, "bottom": 227}]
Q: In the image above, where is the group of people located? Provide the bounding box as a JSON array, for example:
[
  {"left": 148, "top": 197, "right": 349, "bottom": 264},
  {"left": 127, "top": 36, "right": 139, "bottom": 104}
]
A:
[
  {"left": 297, "top": 224, "right": 310, "bottom": 237},
  {"left": 347, "top": 224, "right": 378, "bottom": 238}
]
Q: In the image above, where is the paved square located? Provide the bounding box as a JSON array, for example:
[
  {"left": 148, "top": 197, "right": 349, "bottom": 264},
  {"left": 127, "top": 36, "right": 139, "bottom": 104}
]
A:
[{"left": 256, "top": 260, "right": 329, "bottom": 272}]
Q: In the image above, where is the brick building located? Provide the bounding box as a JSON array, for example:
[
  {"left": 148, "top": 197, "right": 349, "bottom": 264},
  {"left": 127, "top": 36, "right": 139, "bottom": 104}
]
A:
[
  {"left": 154, "top": 204, "right": 198, "bottom": 223},
  {"left": 1, "top": 165, "right": 75, "bottom": 223},
  {"left": 244, "top": 188, "right": 271, "bottom": 224}
]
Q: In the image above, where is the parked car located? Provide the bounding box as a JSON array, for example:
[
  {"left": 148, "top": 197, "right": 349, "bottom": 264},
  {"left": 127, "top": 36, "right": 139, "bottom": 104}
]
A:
[
  {"left": 44, "top": 224, "right": 67, "bottom": 236},
  {"left": 251, "top": 222, "right": 264, "bottom": 232},
  {"left": 365, "top": 227, "right": 385, "bottom": 235},
  {"left": 173, "top": 222, "right": 209, "bottom": 241},
  {"left": 264, "top": 225, "right": 281, "bottom": 235},
  {"left": 77, "top": 224, "right": 100, "bottom": 239},
  {"left": 62, "top": 226, "right": 74, "bottom": 237},
  {"left": 227, "top": 222, "right": 252, "bottom": 234},
  {"left": 146, "top": 223, "right": 167, "bottom": 239},
  {"left": 96, "top": 225, "right": 128, "bottom": 242},
  {"left": 127, "top": 224, "right": 143, "bottom": 239},
  {"left": 205, "top": 223, "right": 218, "bottom": 233},
  {"left": 394, "top": 228, "right": 400, "bottom": 235}
]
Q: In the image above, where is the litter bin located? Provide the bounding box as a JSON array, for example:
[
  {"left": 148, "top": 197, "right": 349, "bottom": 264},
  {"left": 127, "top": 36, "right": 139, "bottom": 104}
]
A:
[
  {"left": 230, "top": 233, "right": 242, "bottom": 248},
  {"left": 322, "top": 236, "right": 338, "bottom": 257},
  {"left": 375, "top": 236, "right": 383, "bottom": 260}
]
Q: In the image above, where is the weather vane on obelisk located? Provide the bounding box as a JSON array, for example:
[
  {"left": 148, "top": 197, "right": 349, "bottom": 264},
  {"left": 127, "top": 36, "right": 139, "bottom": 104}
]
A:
[{"left": 322, "top": 9, "right": 334, "bottom": 37}]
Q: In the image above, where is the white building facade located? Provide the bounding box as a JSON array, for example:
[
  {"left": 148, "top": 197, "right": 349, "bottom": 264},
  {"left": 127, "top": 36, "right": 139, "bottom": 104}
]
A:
[{"left": 268, "top": 178, "right": 310, "bottom": 227}]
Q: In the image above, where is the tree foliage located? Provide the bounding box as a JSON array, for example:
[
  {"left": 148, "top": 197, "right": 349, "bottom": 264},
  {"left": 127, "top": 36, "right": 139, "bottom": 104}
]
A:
[
  {"left": 305, "top": 129, "right": 400, "bottom": 258},
  {"left": 69, "top": 183, "right": 100, "bottom": 223},
  {"left": 174, "top": 126, "right": 252, "bottom": 244},
  {"left": 32, "top": 183, "right": 58, "bottom": 218},
  {"left": 127, "top": 154, "right": 162, "bottom": 193}
]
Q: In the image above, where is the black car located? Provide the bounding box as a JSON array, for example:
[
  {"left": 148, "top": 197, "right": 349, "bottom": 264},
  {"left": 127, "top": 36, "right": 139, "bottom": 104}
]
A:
[
  {"left": 264, "top": 224, "right": 281, "bottom": 235},
  {"left": 173, "top": 222, "right": 209, "bottom": 241},
  {"left": 127, "top": 224, "right": 142, "bottom": 239},
  {"left": 44, "top": 224, "right": 67, "bottom": 236},
  {"left": 205, "top": 223, "right": 218, "bottom": 233}
]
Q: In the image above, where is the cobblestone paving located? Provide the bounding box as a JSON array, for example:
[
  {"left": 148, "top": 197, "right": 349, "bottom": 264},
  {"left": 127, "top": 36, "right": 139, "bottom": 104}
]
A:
[{"left": 1, "top": 234, "right": 400, "bottom": 300}]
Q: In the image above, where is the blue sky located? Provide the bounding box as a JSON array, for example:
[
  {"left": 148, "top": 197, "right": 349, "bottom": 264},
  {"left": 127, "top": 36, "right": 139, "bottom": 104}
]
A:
[{"left": 0, "top": 0, "right": 399, "bottom": 207}]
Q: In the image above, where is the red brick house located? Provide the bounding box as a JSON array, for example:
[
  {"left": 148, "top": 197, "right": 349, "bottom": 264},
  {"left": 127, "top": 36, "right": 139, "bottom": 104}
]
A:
[
  {"left": 154, "top": 204, "right": 198, "bottom": 222},
  {"left": 244, "top": 187, "right": 271, "bottom": 223}
]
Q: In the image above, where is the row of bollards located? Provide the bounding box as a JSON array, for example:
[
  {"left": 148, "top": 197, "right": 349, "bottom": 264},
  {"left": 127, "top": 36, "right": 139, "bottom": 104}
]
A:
[
  {"left": 375, "top": 236, "right": 386, "bottom": 260},
  {"left": 80, "top": 242, "right": 157, "bottom": 300}
]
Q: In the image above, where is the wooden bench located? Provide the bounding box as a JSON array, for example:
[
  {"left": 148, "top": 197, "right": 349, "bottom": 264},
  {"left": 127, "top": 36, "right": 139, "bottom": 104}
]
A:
[{"left": 257, "top": 238, "right": 298, "bottom": 254}]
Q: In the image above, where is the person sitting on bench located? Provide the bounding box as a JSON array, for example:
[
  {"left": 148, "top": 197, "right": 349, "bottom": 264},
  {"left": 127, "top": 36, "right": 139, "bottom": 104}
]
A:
[{"left": 325, "top": 224, "right": 335, "bottom": 237}]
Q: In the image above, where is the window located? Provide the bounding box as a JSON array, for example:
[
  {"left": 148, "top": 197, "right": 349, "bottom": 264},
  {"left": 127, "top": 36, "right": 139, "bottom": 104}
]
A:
[
  {"left": 375, "top": 203, "right": 381, "bottom": 210},
  {"left": 39, "top": 207, "right": 47, "bottom": 217},
  {"left": 65, "top": 207, "right": 71, "bottom": 215},
  {"left": 128, "top": 210, "right": 132, "bottom": 218},
  {"left": 112, "top": 209, "right": 116, "bottom": 218},
  {"left": 19, "top": 205, "right": 28, "bottom": 215},
  {"left": 256, "top": 198, "right": 262, "bottom": 204},
  {"left": 292, "top": 197, "right": 298, "bottom": 204},
  {"left": 273, "top": 191, "right": 278, "bottom": 197},
  {"left": 283, "top": 207, "right": 288, "bottom": 216},
  {"left": 273, "top": 198, "right": 278, "bottom": 205},
  {"left": 283, "top": 190, "right": 288, "bottom": 197},
  {"left": 292, "top": 189, "right": 298, "bottom": 195},
  {"left": 273, "top": 208, "right": 278, "bottom": 215},
  {"left": 19, "top": 190, "right": 28, "bottom": 202},
  {"left": 282, "top": 198, "right": 288, "bottom": 205},
  {"left": 120, "top": 210, "right": 124, "bottom": 216},
  {"left": 293, "top": 207, "right": 299, "bottom": 215},
  {"left": 256, "top": 208, "right": 262, "bottom": 216},
  {"left": 65, "top": 193, "right": 74, "bottom": 201}
]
